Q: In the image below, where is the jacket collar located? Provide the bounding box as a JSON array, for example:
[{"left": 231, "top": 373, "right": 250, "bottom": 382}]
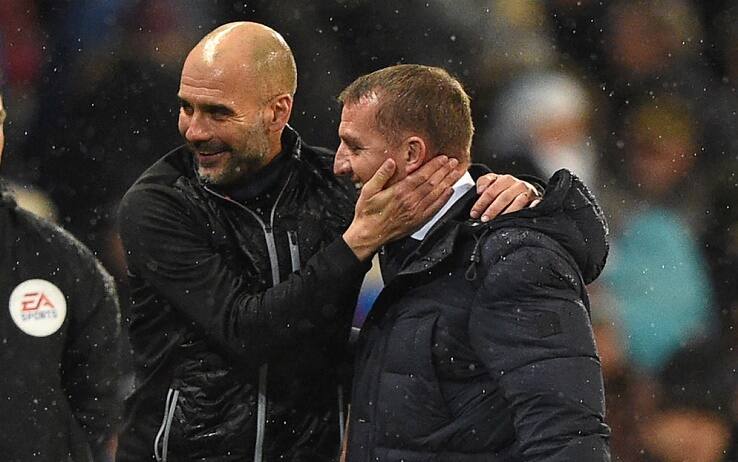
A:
[
  {"left": 395, "top": 168, "right": 609, "bottom": 284},
  {"left": 394, "top": 165, "right": 490, "bottom": 278},
  {"left": 176, "top": 124, "right": 303, "bottom": 186}
]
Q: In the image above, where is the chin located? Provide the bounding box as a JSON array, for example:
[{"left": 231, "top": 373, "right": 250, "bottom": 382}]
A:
[{"left": 197, "top": 167, "right": 227, "bottom": 186}]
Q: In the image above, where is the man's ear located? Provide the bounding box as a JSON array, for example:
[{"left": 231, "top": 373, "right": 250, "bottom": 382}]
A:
[
  {"left": 404, "top": 136, "right": 427, "bottom": 175},
  {"left": 266, "top": 94, "right": 293, "bottom": 132}
]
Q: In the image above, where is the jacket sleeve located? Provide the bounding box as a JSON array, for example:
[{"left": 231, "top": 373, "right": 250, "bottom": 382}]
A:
[
  {"left": 61, "top": 253, "right": 124, "bottom": 457},
  {"left": 468, "top": 243, "right": 611, "bottom": 461},
  {"left": 118, "top": 185, "right": 370, "bottom": 362}
]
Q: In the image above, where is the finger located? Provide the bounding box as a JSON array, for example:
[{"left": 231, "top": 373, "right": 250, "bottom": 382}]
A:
[
  {"left": 414, "top": 182, "right": 455, "bottom": 223},
  {"left": 360, "top": 158, "right": 396, "bottom": 197},
  {"left": 500, "top": 191, "right": 532, "bottom": 215},
  {"left": 469, "top": 184, "right": 493, "bottom": 219},
  {"left": 412, "top": 159, "right": 461, "bottom": 211},
  {"left": 422, "top": 158, "right": 460, "bottom": 194},
  {"left": 523, "top": 181, "right": 541, "bottom": 200},
  {"left": 402, "top": 155, "right": 449, "bottom": 192},
  {"left": 392, "top": 156, "right": 455, "bottom": 211},
  {"left": 439, "top": 158, "right": 461, "bottom": 188},
  {"left": 475, "top": 172, "right": 498, "bottom": 194},
  {"left": 470, "top": 175, "right": 518, "bottom": 218},
  {"left": 480, "top": 185, "right": 528, "bottom": 222}
]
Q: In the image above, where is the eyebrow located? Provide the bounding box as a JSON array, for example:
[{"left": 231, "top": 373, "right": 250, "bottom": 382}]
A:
[
  {"left": 340, "top": 133, "right": 362, "bottom": 147},
  {"left": 202, "top": 103, "right": 233, "bottom": 114},
  {"left": 177, "top": 97, "right": 233, "bottom": 114}
]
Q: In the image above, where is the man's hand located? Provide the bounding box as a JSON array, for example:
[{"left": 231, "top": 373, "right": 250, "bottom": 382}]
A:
[
  {"left": 343, "top": 156, "right": 461, "bottom": 261},
  {"left": 470, "top": 173, "right": 541, "bottom": 222}
]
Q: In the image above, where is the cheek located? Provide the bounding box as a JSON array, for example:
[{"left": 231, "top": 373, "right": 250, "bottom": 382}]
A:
[
  {"left": 356, "top": 157, "right": 384, "bottom": 182},
  {"left": 353, "top": 158, "right": 370, "bottom": 178},
  {"left": 177, "top": 114, "right": 188, "bottom": 137}
]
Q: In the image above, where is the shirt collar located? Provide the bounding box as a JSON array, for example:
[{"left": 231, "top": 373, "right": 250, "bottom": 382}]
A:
[{"left": 411, "top": 171, "right": 474, "bottom": 241}]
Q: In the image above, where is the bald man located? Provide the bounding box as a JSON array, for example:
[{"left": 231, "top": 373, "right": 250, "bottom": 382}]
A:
[{"left": 116, "top": 23, "right": 537, "bottom": 461}]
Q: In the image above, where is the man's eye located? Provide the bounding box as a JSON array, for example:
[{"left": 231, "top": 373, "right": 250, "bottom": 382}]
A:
[{"left": 211, "top": 108, "right": 232, "bottom": 120}]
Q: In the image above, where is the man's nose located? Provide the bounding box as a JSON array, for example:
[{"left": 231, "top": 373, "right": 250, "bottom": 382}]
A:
[
  {"left": 333, "top": 145, "right": 351, "bottom": 176},
  {"left": 184, "top": 113, "right": 212, "bottom": 143}
]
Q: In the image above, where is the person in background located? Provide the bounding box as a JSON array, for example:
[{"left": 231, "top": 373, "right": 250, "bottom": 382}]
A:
[
  {"left": 481, "top": 71, "right": 599, "bottom": 191},
  {"left": 116, "top": 22, "right": 539, "bottom": 461},
  {"left": 0, "top": 92, "right": 124, "bottom": 460},
  {"left": 601, "top": 97, "right": 715, "bottom": 374}
]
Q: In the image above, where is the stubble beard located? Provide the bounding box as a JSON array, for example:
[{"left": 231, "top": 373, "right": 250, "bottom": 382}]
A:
[{"left": 195, "top": 124, "right": 271, "bottom": 187}]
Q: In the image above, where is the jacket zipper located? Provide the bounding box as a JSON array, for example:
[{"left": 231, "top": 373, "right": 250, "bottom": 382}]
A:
[
  {"left": 154, "top": 388, "right": 180, "bottom": 462},
  {"left": 287, "top": 230, "right": 301, "bottom": 272},
  {"left": 288, "top": 229, "right": 347, "bottom": 442},
  {"left": 203, "top": 171, "right": 293, "bottom": 462}
]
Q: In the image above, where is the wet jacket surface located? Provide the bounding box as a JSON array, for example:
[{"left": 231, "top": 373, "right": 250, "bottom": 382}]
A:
[
  {"left": 347, "top": 168, "right": 611, "bottom": 462},
  {"left": 116, "top": 128, "right": 369, "bottom": 461},
  {"left": 0, "top": 189, "right": 122, "bottom": 462}
]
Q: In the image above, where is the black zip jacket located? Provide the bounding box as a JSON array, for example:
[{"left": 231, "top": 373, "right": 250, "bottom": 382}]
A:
[
  {"left": 116, "top": 127, "right": 370, "bottom": 461},
  {"left": 347, "top": 168, "right": 611, "bottom": 461},
  {"left": 0, "top": 188, "right": 123, "bottom": 462}
]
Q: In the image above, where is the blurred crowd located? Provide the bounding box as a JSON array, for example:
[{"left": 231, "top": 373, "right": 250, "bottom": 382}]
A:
[{"left": 1, "top": 1, "right": 736, "bottom": 460}]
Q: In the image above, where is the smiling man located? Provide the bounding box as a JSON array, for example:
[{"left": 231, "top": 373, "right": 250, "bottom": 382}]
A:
[
  {"left": 116, "top": 23, "right": 539, "bottom": 462},
  {"left": 335, "top": 65, "right": 611, "bottom": 461}
]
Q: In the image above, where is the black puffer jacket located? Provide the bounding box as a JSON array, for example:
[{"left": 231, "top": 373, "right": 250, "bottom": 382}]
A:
[
  {"left": 116, "top": 128, "right": 369, "bottom": 461},
  {"left": 0, "top": 188, "right": 123, "bottom": 462},
  {"left": 347, "top": 169, "right": 610, "bottom": 461}
]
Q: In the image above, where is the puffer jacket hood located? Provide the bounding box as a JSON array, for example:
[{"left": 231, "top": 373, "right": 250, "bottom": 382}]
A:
[
  {"left": 493, "top": 168, "right": 609, "bottom": 284},
  {"left": 404, "top": 167, "right": 608, "bottom": 287}
]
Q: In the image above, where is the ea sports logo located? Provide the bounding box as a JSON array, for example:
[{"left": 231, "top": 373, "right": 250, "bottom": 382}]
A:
[{"left": 9, "top": 279, "right": 67, "bottom": 337}]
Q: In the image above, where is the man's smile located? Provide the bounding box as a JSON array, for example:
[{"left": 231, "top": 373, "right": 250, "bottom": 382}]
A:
[{"left": 196, "top": 150, "right": 230, "bottom": 167}]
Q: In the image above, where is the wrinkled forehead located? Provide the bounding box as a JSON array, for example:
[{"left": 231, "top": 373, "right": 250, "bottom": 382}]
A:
[
  {"left": 180, "top": 50, "right": 263, "bottom": 105},
  {"left": 340, "top": 97, "right": 380, "bottom": 129}
]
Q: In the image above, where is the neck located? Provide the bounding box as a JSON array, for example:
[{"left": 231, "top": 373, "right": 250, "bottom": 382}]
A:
[
  {"left": 222, "top": 134, "right": 291, "bottom": 202},
  {"left": 265, "top": 130, "right": 284, "bottom": 162}
]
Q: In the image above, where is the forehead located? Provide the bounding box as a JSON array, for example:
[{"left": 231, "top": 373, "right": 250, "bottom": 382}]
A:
[
  {"left": 179, "top": 53, "right": 259, "bottom": 106},
  {"left": 339, "top": 98, "right": 381, "bottom": 136}
]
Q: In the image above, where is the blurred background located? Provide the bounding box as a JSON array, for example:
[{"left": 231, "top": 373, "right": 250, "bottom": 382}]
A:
[{"left": 1, "top": 1, "right": 736, "bottom": 460}]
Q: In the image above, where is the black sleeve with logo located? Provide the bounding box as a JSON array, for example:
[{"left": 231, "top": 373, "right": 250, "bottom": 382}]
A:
[{"left": 0, "top": 203, "right": 124, "bottom": 462}]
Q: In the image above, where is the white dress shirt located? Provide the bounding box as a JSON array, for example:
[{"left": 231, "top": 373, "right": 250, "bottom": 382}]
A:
[{"left": 410, "top": 171, "right": 474, "bottom": 241}]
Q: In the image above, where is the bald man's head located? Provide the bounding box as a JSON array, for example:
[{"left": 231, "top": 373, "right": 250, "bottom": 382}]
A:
[
  {"left": 177, "top": 23, "right": 297, "bottom": 186},
  {"left": 192, "top": 22, "right": 297, "bottom": 98}
]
